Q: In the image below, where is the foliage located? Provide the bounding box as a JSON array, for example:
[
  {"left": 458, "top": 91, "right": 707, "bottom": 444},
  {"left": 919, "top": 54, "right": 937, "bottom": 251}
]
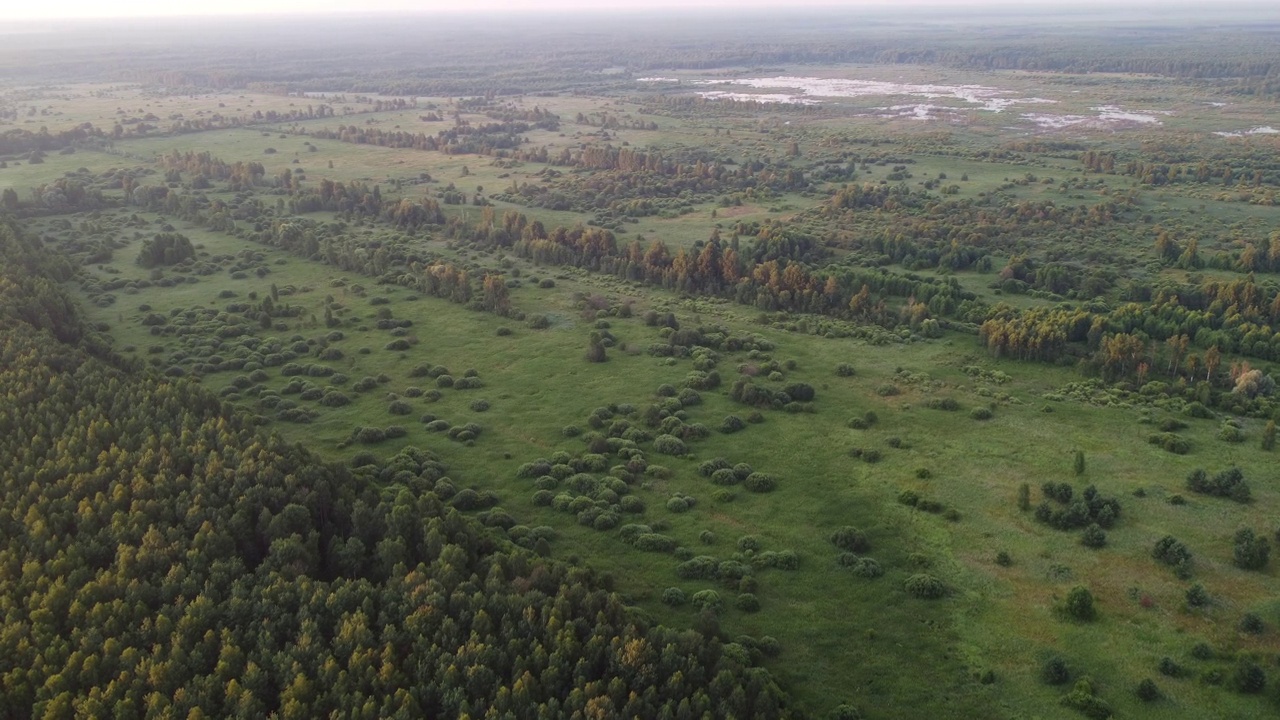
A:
[
  {"left": 1186, "top": 467, "right": 1252, "bottom": 503},
  {"left": 1232, "top": 528, "right": 1271, "bottom": 570},
  {"left": 905, "top": 574, "right": 946, "bottom": 599},
  {"left": 1063, "top": 586, "right": 1097, "bottom": 621}
]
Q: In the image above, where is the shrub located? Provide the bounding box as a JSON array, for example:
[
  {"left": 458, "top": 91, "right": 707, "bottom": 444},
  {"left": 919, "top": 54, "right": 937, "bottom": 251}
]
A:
[
  {"left": 691, "top": 590, "right": 722, "bottom": 612},
  {"left": 850, "top": 557, "right": 883, "bottom": 578},
  {"left": 1185, "top": 583, "right": 1210, "bottom": 608},
  {"left": 1218, "top": 423, "right": 1246, "bottom": 443},
  {"left": 320, "top": 390, "right": 351, "bottom": 407},
  {"left": 904, "top": 574, "right": 946, "bottom": 599},
  {"left": 1135, "top": 678, "right": 1161, "bottom": 702},
  {"left": 720, "top": 415, "right": 746, "bottom": 434},
  {"left": 1190, "top": 642, "right": 1214, "bottom": 660},
  {"left": 835, "top": 363, "right": 856, "bottom": 377},
  {"left": 1147, "top": 432, "right": 1190, "bottom": 454},
  {"left": 1152, "top": 535, "right": 1192, "bottom": 567},
  {"left": 698, "top": 458, "right": 731, "bottom": 476},
  {"left": 1063, "top": 586, "right": 1096, "bottom": 621},
  {"left": 736, "top": 593, "right": 761, "bottom": 612},
  {"left": 1042, "top": 656, "right": 1071, "bottom": 685},
  {"left": 1230, "top": 660, "right": 1267, "bottom": 694},
  {"left": 744, "top": 473, "right": 777, "bottom": 493},
  {"left": 1187, "top": 466, "right": 1251, "bottom": 503},
  {"left": 470, "top": 399, "right": 491, "bottom": 412},
  {"left": 754, "top": 550, "right": 799, "bottom": 571},
  {"left": 1233, "top": 528, "right": 1271, "bottom": 570},
  {"left": 1080, "top": 524, "right": 1107, "bottom": 549},
  {"left": 388, "top": 400, "right": 413, "bottom": 415},
  {"left": 926, "top": 397, "right": 959, "bottom": 411},
  {"left": 970, "top": 407, "right": 993, "bottom": 420},
  {"left": 995, "top": 551, "right": 1012, "bottom": 567},
  {"left": 435, "top": 375, "right": 455, "bottom": 388},
  {"left": 634, "top": 533, "right": 677, "bottom": 553},
  {"left": 830, "top": 527, "right": 870, "bottom": 553},
  {"left": 710, "top": 468, "right": 740, "bottom": 486},
  {"left": 1240, "top": 612, "right": 1265, "bottom": 635},
  {"left": 1157, "top": 657, "right": 1183, "bottom": 678},
  {"left": 650, "top": 433, "right": 688, "bottom": 456},
  {"left": 661, "top": 587, "right": 686, "bottom": 606},
  {"left": 666, "top": 497, "right": 691, "bottom": 513},
  {"left": 353, "top": 426, "right": 386, "bottom": 444},
  {"left": 1059, "top": 677, "right": 1112, "bottom": 720}
]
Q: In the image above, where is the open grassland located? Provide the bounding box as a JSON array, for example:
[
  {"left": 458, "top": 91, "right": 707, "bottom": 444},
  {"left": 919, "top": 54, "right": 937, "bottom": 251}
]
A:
[
  {"left": 48, "top": 202, "right": 1280, "bottom": 718},
  {"left": 9, "top": 43, "right": 1280, "bottom": 717}
]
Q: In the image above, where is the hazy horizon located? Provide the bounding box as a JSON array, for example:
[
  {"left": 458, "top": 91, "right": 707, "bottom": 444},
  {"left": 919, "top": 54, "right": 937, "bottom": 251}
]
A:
[{"left": 1, "top": 0, "right": 1272, "bottom": 22}]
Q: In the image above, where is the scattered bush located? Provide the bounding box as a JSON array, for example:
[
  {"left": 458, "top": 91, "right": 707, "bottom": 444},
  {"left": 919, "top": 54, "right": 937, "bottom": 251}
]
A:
[
  {"left": 1233, "top": 528, "right": 1271, "bottom": 570},
  {"left": 904, "top": 574, "right": 946, "bottom": 599},
  {"left": 1240, "top": 612, "right": 1265, "bottom": 635},
  {"left": 652, "top": 434, "right": 688, "bottom": 456},
  {"left": 744, "top": 473, "right": 778, "bottom": 493},
  {"left": 829, "top": 527, "right": 870, "bottom": 553},
  {"left": 1230, "top": 660, "right": 1267, "bottom": 694},
  {"left": 661, "top": 587, "right": 687, "bottom": 606},
  {"left": 1152, "top": 535, "right": 1193, "bottom": 568},
  {"left": 1042, "top": 656, "right": 1071, "bottom": 685},
  {"left": 1157, "top": 657, "right": 1183, "bottom": 678},
  {"left": 1186, "top": 467, "right": 1251, "bottom": 503},
  {"left": 849, "top": 557, "right": 883, "bottom": 578},
  {"left": 1058, "top": 677, "right": 1112, "bottom": 720},
  {"left": 1185, "top": 583, "right": 1210, "bottom": 608},
  {"left": 1146, "top": 432, "right": 1190, "bottom": 454},
  {"left": 691, "top": 589, "right": 722, "bottom": 612},
  {"left": 735, "top": 593, "right": 761, "bottom": 612},
  {"left": 1080, "top": 524, "right": 1107, "bottom": 549},
  {"left": 835, "top": 363, "right": 856, "bottom": 377},
  {"left": 1063, "top": 586, "right": 1096, "bottom": 621}
]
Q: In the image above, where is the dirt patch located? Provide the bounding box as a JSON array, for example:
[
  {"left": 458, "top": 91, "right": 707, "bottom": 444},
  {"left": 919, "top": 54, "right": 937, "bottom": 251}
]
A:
[
  {"left": 710, "top": 511, "right": 749, "bottom": 530},
  {"left": 718, "top": 205, "right": 759, "bottom": 218}
]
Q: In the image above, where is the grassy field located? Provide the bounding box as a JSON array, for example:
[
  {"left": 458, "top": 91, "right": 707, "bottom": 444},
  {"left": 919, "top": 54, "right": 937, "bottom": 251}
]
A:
[
  {"left": 43, "top": 202, "right": 1277, "bottom": 718},
  {"left": 9, "top": 58, "right": 1280, "bottom": 718}
]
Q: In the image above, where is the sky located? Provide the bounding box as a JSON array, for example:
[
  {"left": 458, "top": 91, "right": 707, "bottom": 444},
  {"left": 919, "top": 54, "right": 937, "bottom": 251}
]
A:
[{"left": 0, "top": 0, "right": 1205, "bottom": 22}]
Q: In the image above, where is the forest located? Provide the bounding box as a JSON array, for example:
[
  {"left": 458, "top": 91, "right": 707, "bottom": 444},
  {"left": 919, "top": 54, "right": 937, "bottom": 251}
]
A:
[{"left": 2, "top": 3, "right": 1280, "bottom": 719}]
